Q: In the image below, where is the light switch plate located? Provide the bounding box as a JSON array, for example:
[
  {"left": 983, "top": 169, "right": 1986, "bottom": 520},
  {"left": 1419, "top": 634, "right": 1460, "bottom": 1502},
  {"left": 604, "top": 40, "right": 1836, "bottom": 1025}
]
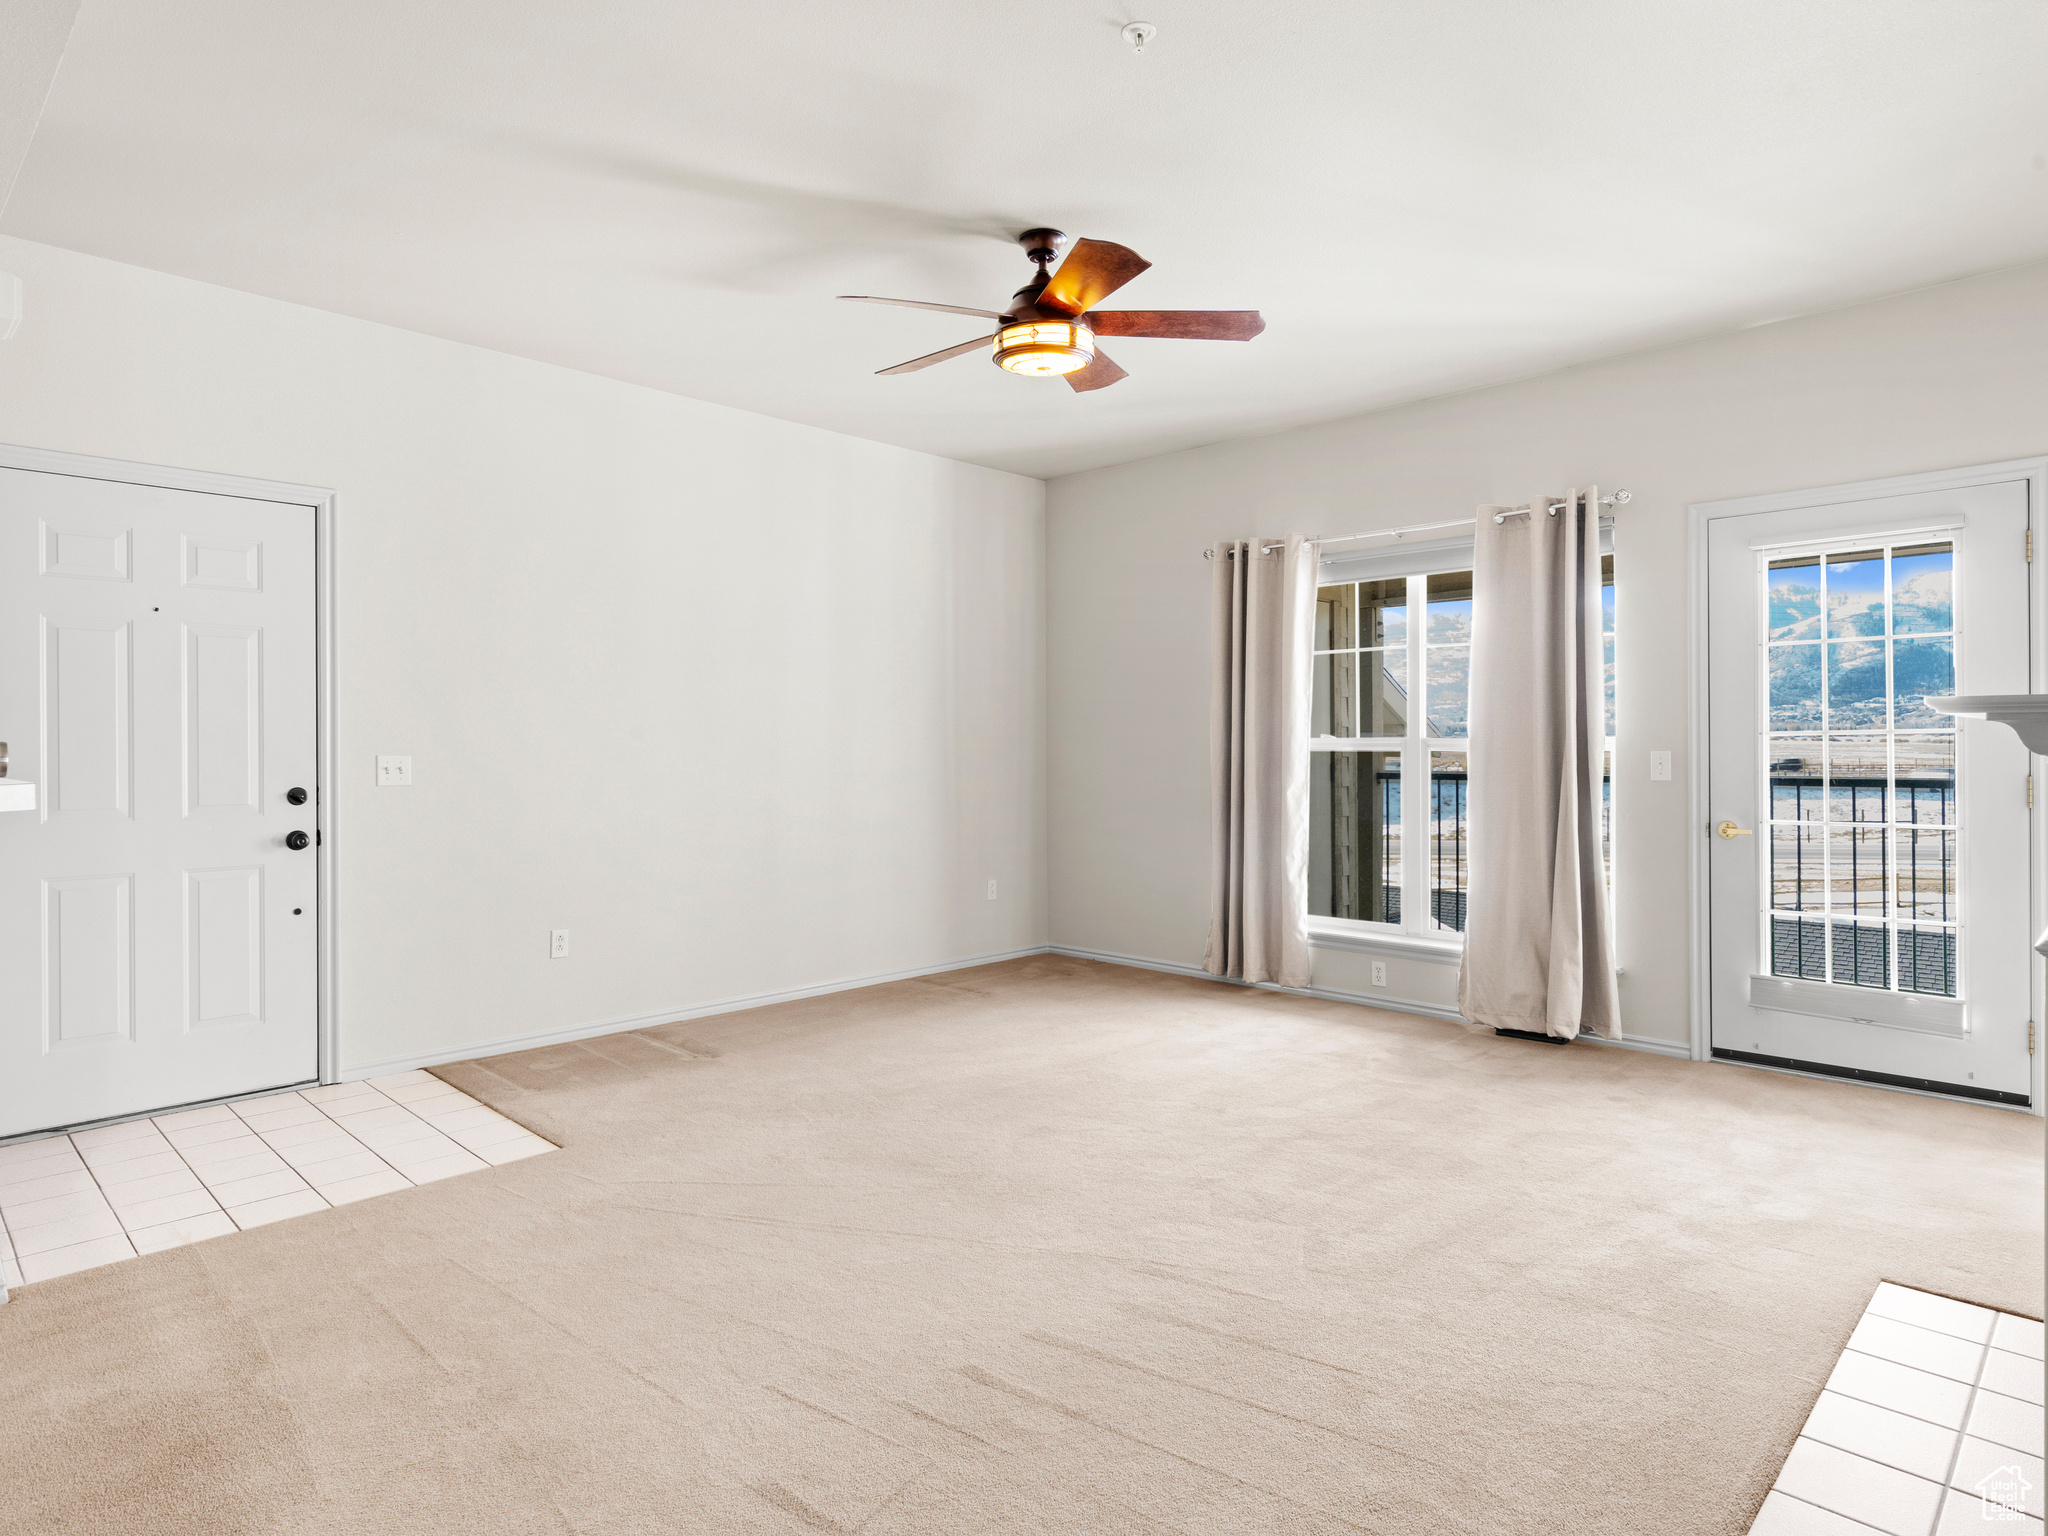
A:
[
  {"left": 376, "top": 755, "right": 412, "bottom": 786},
  {"left": 1649, "top": 751, "right": 1672, "bottom": 782}
]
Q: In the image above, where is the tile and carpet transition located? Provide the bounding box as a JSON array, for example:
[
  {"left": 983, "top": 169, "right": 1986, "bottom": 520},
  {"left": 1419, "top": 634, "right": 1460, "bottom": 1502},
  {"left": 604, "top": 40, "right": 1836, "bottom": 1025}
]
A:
[
  {"left": 0, "top": 954, "right": 2039, "bottom": 1534},
  {"left": 0, "top": 1075, "right": 555, "bottom": 1287},
  {"left": 1750, "top": 1281, "right": 2041, "bottom": 1532}
]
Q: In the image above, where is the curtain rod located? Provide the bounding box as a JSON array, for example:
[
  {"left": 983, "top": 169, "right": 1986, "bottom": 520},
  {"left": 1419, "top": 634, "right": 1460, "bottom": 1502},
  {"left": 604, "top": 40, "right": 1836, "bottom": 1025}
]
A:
[{"left": 1205, "top": 490, "right": 1630, "bottom": 558}]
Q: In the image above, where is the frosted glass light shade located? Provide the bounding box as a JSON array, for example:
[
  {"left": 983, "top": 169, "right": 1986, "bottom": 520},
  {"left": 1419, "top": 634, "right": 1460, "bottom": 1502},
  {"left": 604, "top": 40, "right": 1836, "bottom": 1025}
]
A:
[{"left": 993, "top": 320, "right": 1095, "bottom": 376}]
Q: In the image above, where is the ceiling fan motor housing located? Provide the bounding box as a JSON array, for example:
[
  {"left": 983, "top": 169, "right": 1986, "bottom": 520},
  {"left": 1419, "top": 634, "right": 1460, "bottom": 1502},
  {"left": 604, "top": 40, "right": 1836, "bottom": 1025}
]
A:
[{"left": 1005, "top": 279, "right": 1057, "bottom": 321}]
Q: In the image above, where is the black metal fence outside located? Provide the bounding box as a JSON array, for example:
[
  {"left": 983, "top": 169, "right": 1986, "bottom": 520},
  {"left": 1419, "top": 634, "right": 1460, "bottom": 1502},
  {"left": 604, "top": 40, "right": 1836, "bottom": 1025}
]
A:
[{"left": 1767, "top": 771, "right": 1956, "bottom": 995}]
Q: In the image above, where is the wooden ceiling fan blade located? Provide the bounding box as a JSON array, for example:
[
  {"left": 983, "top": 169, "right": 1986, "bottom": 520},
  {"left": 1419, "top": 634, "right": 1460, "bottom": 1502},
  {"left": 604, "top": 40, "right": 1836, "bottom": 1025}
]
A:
[
  {"left": 1037, "top": 239, "right": 1151, "bottom": 317},
  {"left": 1065, "top": 350, "right": 1129, "bottom": 392},
  {"left": 840, "top": 296, "right": 1007, "bottom": 320},
  {"left": 1087, "top": 310, "right": 1266, "bottom": 340},
  {"left": 876, "top": 335, "right": 996, "bottom": 374}
]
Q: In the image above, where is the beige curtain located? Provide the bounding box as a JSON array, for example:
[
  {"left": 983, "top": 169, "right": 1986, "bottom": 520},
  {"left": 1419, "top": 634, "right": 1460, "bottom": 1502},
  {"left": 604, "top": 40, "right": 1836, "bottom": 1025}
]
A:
[
  {"left": 1457, "top": 490, "right": 1619, "bottom": 1039},
  {"left": 1205, "top": 535, "right": 1315, "bottom": 988}
]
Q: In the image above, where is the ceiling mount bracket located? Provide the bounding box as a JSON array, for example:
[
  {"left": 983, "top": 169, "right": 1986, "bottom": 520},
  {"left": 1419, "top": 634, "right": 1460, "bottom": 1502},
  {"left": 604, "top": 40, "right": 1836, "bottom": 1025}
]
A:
[
  {"left": 1121, "top": 21, "right": 1157, "bottom": 53},
  {"left": 1016, "top": 228, "right": 1068, "bottom": 271}
]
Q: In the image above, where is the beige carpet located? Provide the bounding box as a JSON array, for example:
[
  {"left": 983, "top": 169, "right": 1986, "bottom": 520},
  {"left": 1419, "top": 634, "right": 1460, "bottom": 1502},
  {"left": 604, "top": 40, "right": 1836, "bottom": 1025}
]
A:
[{"left": 1, "top": 955, "right": 2039, "bottom": 1535}]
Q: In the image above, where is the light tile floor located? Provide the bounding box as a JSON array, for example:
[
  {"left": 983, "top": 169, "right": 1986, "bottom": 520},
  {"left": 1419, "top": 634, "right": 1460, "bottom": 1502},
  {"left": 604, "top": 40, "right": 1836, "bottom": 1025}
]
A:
[
  {"left": 0, "top": 1072, "right": 553, "bottom": 1291},
  {"left": 1751, "top": 1282, "right": 2046, "bottom": 1535}
]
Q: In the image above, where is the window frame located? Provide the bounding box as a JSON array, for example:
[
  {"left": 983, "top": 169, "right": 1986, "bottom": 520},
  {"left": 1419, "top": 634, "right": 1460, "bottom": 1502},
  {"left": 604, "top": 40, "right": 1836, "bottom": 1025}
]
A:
[{"left": 1306, "top": 527, "right": 1615, "bottom": 960}]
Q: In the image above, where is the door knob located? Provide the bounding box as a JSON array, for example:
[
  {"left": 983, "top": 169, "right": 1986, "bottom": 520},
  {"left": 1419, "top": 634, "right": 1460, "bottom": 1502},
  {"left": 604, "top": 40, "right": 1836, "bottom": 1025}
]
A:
[
  {"left": 287, "top": 787, "right": 307, "bottom": 805},
  {"left": 285, "top": 830, "right": 310, "bottom": 850},
  {"left": 1716, "top": 821, "right": 1753, "bottom": 840}
]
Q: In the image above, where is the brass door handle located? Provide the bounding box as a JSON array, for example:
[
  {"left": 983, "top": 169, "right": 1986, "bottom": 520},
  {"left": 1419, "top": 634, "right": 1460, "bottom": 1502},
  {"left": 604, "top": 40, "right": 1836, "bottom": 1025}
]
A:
[{"left": 1716, "top": 821, "right": 1753, "bottom": 840}]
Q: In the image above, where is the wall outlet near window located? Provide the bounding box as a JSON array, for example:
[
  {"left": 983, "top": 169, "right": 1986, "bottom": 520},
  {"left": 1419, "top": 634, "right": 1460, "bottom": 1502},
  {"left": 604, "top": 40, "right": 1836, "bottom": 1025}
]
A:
[
  {"left": 1370, "top": 960, "right": 1388, "bottom": 987},
  {"left": 550, "top": 929, "right": 569, "bottom": 958},
  {"left": 376, "top": 754, "right": 412, "bottom": 785},
  {"left": 1649, "top": 750, "right": 1672, "bottom": 781},
  {"left": 986, "top": 879, "right": 998, "bottom": 900}
]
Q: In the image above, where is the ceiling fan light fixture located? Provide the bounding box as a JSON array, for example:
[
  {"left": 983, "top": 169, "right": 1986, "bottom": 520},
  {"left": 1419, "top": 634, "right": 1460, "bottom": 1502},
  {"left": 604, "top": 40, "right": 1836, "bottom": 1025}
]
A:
[
  {"left": 993, "top": 320, "right": 1095, "bottom": 376},
  {"left": 845, "top": 235, "right": 1259, "bottom": 390}
]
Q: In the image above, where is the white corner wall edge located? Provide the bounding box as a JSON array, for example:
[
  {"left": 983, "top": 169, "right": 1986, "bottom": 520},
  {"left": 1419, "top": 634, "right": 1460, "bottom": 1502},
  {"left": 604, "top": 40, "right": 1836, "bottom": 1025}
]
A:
[
  {"left": 1049, "top": 944, "right": 1694, "bottom": 1057},
  {"left": 340, "top": 946, "right": 1055, "bottom": 1080}
]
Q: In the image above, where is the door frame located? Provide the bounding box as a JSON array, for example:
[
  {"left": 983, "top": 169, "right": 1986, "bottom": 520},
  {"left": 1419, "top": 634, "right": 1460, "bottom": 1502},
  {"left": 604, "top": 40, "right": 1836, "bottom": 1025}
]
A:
[
  {"left": 1688, "top": 455, "right": 2047, "bottom": 1114},
  {"left": 0, "top": 441, "right": 340, "bottom": 1091}
]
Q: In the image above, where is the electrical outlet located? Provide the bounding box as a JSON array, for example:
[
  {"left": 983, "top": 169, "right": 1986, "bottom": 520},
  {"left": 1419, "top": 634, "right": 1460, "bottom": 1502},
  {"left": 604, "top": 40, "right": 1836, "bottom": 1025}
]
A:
[
  {"left": 550, "top": 929, "right": 569, "bottom": 959},
  {"left": 986, "top": 878, "right": 998, "bottom": 901},
  {"left": 376, "top": 755, "right": 413, "bottom": 786},
  {"left": 1649, "top": 750, "right": 1672, "bottom": 782},
  {"left": 1370, "top": 960, "right": 1387, "bottom": 987}
]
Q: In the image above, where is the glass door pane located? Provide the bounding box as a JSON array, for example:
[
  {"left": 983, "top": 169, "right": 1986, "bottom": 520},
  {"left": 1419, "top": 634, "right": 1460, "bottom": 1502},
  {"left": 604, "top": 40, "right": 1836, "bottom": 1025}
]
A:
[{"left": 1762, "top": 540, "right": 1957, "bottom": 996}]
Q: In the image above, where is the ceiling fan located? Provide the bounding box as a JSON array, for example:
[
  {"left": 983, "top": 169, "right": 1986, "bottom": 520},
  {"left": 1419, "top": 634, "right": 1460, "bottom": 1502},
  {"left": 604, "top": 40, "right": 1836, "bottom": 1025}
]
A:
[{"left": 838, "top": 229, "right": 1265, "bottom": 392}]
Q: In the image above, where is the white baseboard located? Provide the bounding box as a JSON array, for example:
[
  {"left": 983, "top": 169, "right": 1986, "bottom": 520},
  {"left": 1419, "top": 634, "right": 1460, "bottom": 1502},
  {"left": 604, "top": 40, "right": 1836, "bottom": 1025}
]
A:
[
  {"left": 342, "top": 940, "right": 1696, "bottom": 1083},
  {"left": 337, "top": 944, "right": 1055, "bottom": 1081},
  {"left": 1047, "top": 944, "right": 1467, "bottom": 1024},
  {"left": 1048, "top": 944, "right": 1694, "bottom": 1056},
  {"left": 1578, "top": 1031, "right": 1694, "bottom": 1059}
]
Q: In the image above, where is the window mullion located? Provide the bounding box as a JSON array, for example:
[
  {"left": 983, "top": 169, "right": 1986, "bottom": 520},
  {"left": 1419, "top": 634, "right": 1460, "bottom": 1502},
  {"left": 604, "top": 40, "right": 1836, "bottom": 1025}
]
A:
[
  {"left": 1403, "top": 740, "right": 1426, "bottom": 935},
  {"left": 1401, "top": 572, "right": 1424, "bottom": 936}
]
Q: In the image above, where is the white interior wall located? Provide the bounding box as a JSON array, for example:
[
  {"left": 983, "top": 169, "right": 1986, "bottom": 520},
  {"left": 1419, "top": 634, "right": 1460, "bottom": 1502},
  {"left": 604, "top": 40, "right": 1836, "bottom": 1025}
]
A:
[
  {"left": 0, "top": 234, "right": 1047, "bottom": 1075},
  {"left": 4, "top": 229, "right": 2038, "bottom": 1075},
  {"left": 1046, "top": 261, "right": 2048, "bottom": 1044}
]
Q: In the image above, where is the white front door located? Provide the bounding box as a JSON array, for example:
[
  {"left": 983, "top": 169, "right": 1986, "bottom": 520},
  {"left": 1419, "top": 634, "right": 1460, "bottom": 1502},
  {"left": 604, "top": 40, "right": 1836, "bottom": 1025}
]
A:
[
  {"left": 0, "top": 466, "right": 319, "bottom": 1138},
  {"left": 1706, "top": 477, "right": 2032, "bottom": 1105}
]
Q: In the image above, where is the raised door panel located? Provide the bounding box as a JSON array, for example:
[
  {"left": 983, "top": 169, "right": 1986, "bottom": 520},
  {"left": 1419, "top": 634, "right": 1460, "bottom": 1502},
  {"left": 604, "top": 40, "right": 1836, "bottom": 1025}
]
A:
[
  {"left": 182, "top": 534, "right": 262, "bottom": 592},
  {"left": 39, "top": 520, "right": 133, "bottom": 582},
  {"left": 185, "top": 625, "right": 261, "bottom": 815},
  {"left": 43, "top": 617, "right": 132, "bottom": 817},
  {"left": 43, "top": 875, "right": 135, "bottom": 1047},
  {"left": 186, "top": 867, "right": 263, "bottom": 1028}
]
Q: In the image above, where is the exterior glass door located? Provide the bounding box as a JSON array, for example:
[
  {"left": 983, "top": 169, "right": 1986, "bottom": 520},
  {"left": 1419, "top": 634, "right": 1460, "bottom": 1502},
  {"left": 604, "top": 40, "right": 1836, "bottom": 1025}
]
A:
[{"left": 1705, "top": 478, "right": 2032, "bottom": 1105}]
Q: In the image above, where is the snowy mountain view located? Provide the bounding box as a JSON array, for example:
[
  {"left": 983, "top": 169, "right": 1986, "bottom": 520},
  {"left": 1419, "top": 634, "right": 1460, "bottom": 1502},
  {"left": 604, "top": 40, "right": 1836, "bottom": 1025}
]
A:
[
  {"left": 1766, "top": 545, "right": 1951, "bottom": 643},
  {"left": 1766, "top": 545, "right": 1953, "bottom": 730},
  {"left": 1426, "top": 580, "right": 1472, "bottom": 736}
]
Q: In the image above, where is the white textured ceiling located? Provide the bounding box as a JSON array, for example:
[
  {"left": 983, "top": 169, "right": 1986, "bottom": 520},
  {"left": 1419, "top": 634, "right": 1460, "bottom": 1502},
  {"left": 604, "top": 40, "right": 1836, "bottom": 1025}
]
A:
[{"left": 6, "top": 0, "right": 2047, "bottom": 477}]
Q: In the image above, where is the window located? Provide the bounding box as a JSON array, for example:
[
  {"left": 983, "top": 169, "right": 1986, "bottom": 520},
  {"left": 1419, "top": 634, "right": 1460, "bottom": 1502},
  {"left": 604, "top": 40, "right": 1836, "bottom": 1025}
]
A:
[
  {"left": 1762, "top": 538, "right": 1956, "bottom": 995},
  {"left": 1308, "top": 541, "right": 1614, "bottom": 945}
]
